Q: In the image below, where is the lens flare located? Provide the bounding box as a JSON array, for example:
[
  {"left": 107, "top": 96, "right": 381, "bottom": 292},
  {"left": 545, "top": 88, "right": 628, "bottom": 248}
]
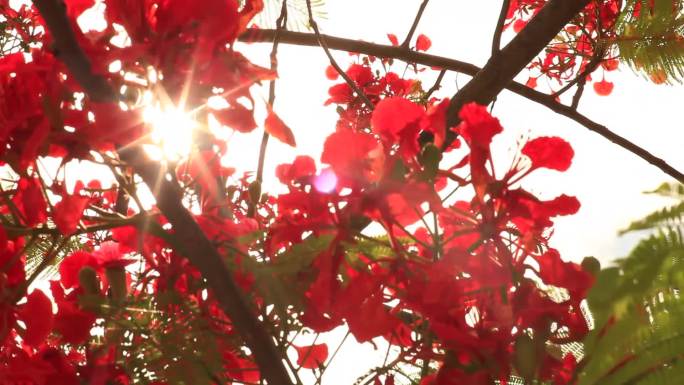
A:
[{"left": 143, "top": 105, "right": 196, "bottom": 160}]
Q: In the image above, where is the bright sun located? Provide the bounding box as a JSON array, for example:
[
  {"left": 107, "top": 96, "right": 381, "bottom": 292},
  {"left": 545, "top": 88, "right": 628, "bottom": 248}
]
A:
[{"left": 143, "top": 105, "right": 197, "bottom": 160}]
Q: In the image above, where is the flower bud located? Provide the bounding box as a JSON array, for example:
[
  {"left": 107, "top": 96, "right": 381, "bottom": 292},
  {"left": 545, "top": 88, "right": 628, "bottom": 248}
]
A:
[
  {"left": 514, "top": 334, "right": 539, "bottom": 381},
  {"left": 420, "top": 144, "right": 441, "bottom": 181},
  {"left": 106, "top": 266, "right": 127, "bottom": 304},
  {"left": 248, "top": 181, "right": 261, "bottom": 204},
  {"left": 78, "top": 266, "right": 101, "bottom": 295},
  {"left": 581, "top": 256, "right": 601, "bottom": 277}
]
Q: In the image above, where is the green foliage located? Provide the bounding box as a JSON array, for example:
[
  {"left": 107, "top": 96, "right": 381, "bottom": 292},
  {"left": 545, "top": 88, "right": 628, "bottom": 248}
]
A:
[
  {"left": 577, "top": 183, "right": 684, "bottom": 385},
  {"left": 246, "top": 234, "right": 333, "bottom": 322},
  {"left": 24, "top": 234, "right": 84, "bottom": 279},
  {"left": 615, "top": 0, "right": 684, "bottom": 84},
  {"left": 619, "top": 183, "right": 684, "bottom": 234},
  {"left": 253, "top": 0, "right": 327, "bottom": 32},
  {"left": 111, "top": 292, "right": 235, "bottom": 385}
]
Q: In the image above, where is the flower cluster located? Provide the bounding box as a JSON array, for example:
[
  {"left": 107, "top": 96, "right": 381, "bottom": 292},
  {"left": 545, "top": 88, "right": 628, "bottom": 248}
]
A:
[
  {"left": 0, "top": 1, "right": 599, "bottom": 385},
  {"left": 507, "top": 0, "right": 622, "bottom": 95}
]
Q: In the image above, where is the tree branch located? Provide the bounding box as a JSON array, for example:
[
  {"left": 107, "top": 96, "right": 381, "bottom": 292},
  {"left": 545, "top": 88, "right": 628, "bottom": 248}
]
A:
[
  {"left": 402, "top": 0, "right": 430, "bottom": 49},
  {"left": 491, "top": 0, "right": 511, "bottom": 55},
  {"left": 251, "top": 0, "right": 289, "bottom": 217},
  {"left": 447, "top": 0, "right": 591, "bottom": 127},
  {"left": 239, "top": 29, "right": 684, "bottom": 183},
  {"left": 305, "top": 0, "right": 374, "bottom": 109},
  {"left": 32, "top": 2, "right": 294, "bottom": 384}
]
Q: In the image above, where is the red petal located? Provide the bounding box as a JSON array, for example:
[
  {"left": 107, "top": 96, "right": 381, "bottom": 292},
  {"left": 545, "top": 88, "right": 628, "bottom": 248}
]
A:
[
  {"left": 347, "top": 295, "right": 398, "bottom": 342},
  {"left": 213, "top": 105, "right": 257, "bottom": 133},
  {"left": 416, "top": 34, "right": 432, "bottom": 51},
  {"left": 541, "top": 194, "right": 581, "bottom": 217},
  {"left": 294, "top": 343, "right": 329, "bottom": 369},
  {"left": 521, "top": 136, "right": 574, "bottom": 171},
  {"left": 421, "top": 98, "right": 450, "bottom": 148},
  {"left": 237, "top": 0, "right": 264, "bottom": 36},
  {"left": 53, "top": 194, "right": 90, "bottom": 235},
  {"left": 513, "top": 19, "right": 527, "bottom": 33},
  {"left": 387, "top": 33, "right": 399, "bottom": 46},
  {"left": 321, "top": 130, "right": 383, "bottom": 183},
  {"left": 325, "top": 65, "right": 339, "bottom": 80},
  {"left": 526, "top": 77, "right": 538, "bottom": 89},
  {"left": 54, "top": 301, "right": 97, "bottom": 345},
  {"left": 64, "top": 0, "right": 95, "bottom": 19},
  {"left": 457, "top": 103, "right": 503, "bottom": 148},
  {"left": 538, "top": 249, "right": 593, "bottom": 297},
  {"left": 593, "top": 80, "right": 614, "bottom": 96},
  {"left": 371, "top": 97, "right": 424, "bottom": 142},
  {"left": 602, "top": 59, "right": 619, "bottom": 71},
  {"left": 276, "top": 156, "right": 316, "bottom": 184},
  {"left": 14, "top": 177, "right": 48, "bottom": 227},
  {"left": 59, "top": 251, "right": 99, "bottom": 289},
  {"left": 19, "top": 289, "right": 54, "bottom": 347},
  {"left": 265, "top": 110, "right": 296, "bottom": 147}
]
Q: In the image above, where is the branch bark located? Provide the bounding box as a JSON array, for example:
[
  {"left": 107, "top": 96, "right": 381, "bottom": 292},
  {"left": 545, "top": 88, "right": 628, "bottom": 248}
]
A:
[
  {"left": 446, "top": 0, "right": 591, "bottom": 127},
  {"left": 491, "top": 0, "right": 511, "bottom": 55},
  {"left": 239, "top": 29, "right": 684, "bottom": 183},
  {"left": 32, "top": 2, "right": 294, "bottom": 384}
]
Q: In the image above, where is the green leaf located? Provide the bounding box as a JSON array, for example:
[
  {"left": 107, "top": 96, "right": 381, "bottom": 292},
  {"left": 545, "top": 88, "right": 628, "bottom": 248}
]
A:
[
  {"left": 252, "top": 0, "right": 328, "bottom": 32},
  {"left": 614, "top": 0, "right": 684, "bottom": 84}
]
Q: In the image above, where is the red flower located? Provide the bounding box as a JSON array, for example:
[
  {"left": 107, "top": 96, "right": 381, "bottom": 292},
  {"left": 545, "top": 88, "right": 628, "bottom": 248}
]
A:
[
  {"left": 371, "top": 97, "right": 425, "bottom": 159},
  {"left": 63, "top": 0, "right": 95, "bottom": 19},
  {"left": 212, "top": 104, "right": 257, "bottom": 133},
  {"left": 276, "top": 156, "right": 317, "bottom": 185},
  {"left": 593, "top": 79, "right": 614, "bottom": 96},
  {"left": 347, "top": 294, "right": 399, "bottom": 342},
  {"left": 537, "top": 249, "right": 593, "bottom": 298},
  {"left": 265, "top": 109, "right": 296, "bottom": 147},
  {"left": 13, "top": 177, "right": 48, "bottom": 227},
  {"left": 387, "top": 33, "right": 399, "bottom": 46},
  {"left": 321, "top": 130, "right": 384, "bottom": 185},
  {"left": 59, "top": 251, "right": 98, "bottom": 289},
  {"left": 53, "top": 193, "right": 89, "bottom": 235},
  {"left": 53, "top": 301, "right": 97, "bottom": 345},
  {"left": 294, "top": 343, "right": 329, "bottom": 369},
  {"left": 325, "top": 65, "right": 339, "bottom": 80},
  {"left": 416, "top": 34, "right": 432, "bottom": 51},
  {"left": 513, "top": 18, "right": 527, "bottom": 33},
  {"left": 18, "top": 289, "right": 54, "bottom": 347},
  {"left": 602, "top": 59, "right": 619, "bottom": 71},
  {"left": 94, "top": 241, "right": 136, "bottom": 269},
  {"left": 457, "top": 103, "right": 503, "bottom": 149},
  {"left": 371, "top": 97, "right": 424, "bottom": 142},
  {"left": 522, "top": 136, "right": 574, "bottom": 171}
]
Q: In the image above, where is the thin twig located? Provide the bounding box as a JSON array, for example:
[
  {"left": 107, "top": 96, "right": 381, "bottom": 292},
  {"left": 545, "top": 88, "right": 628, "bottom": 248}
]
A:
[
  {"left": 552, "top": 47, "right": 605, "bottom": 98},
  {"left": 425, "top": 69, "right": 446, "bottom": 99},
  {"left": 240, "top": 29, "right": 684, "bottom": 184},
  {"left": 402, "top": 0, "right": 430, "bottom": 49},
  {"left": 251, "top": 0, "right": 289, "bottom": 217},
  {"left": 571, "top": 81, "right": 586, "bottom": 109},
  {"left": 492, "top": 0, "right": 511, "bottom": 55},
  {"left": 304, "top": 0, "right": 374, "bottom": 109}
]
